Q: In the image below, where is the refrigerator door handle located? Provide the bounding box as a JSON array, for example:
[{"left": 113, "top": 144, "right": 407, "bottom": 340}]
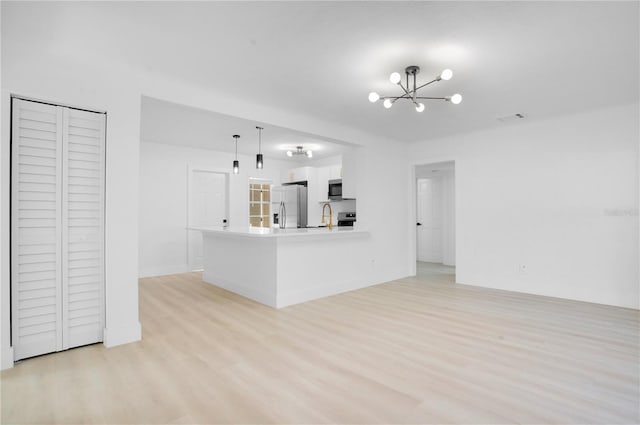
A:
[
  {"left": 282, "top": 202, "right": 287, "bottom": 228},
  {"left": 279, "top": 201, "right": 286, "bottom": 229}
]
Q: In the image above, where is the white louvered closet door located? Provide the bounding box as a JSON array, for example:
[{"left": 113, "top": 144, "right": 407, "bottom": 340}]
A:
[
  {"left": 11, "top": 98, "right": 105, "bottom": 361},
  {"left": 62, "top": 107, "right": 105, "bottom": 350},
  {"left": 11, "top": 99, "right": 64, "bottom": 360}
]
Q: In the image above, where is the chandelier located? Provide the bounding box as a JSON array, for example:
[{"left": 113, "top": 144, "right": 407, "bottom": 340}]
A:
[
  {"left": 286, "top": 146, "right": 313, "bottom": 158},
  {"left": 369, "top": 66, "right": 462, "bottom": 112}
]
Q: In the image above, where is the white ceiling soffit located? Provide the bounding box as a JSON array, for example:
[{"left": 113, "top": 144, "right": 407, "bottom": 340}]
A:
[
  {"left": 140, "top": 96, "right": 356, "bottom": 160},
  {"left": 7, "top": 1, "right": 638, "bottom": 143}
]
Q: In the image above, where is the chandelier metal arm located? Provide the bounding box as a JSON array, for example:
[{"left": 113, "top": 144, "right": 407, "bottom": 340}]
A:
[
  {"left": 397, "top": 83, "right": 420, "bottom": 106},
  {"left": 414, "top": 78, "right": 441, "bottom": 92},
  {"left": 381, "top": 93, "right": 417, "bottom": 103},
  {"left": 381, "top": 94, "right": 412, "bottom": 103},
  {"left": 398, "top": 82, "right": 412, "bottom": 98},
  {"left": 412, "top": 72, "right": 417, "bottom": 102},
  {"left": 381, "top": 88, "right": 413, "bottom": 99},
  {"left": 414, "top": 96, "right": 447, "bottom": 100}
]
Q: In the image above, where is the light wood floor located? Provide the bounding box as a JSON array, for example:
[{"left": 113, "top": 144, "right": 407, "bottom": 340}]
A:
[{"left": 2, "top": 263, "right": 639, "bottom": 424}]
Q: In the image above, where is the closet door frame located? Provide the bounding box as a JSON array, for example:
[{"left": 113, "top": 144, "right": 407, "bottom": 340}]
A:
[{"left": 10, "top": 96, "right": 106, "bottom": 361}]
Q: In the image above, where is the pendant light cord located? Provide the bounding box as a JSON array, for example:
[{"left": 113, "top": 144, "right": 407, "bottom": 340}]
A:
[{"left": 257, "top": 126, "right": 263, "bottom": 154}]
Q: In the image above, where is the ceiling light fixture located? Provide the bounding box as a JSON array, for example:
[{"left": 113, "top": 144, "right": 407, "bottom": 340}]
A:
[
  {"left": 286, "top": 146, "right": 313, "bottom": 158},
  {"left": 369, "top": 65, "right": 462, "bottom": 112},
  {"left": 255, "top": 126, "right": 264, "bottom": 169},
  {"left": 232, "top": 134, "right": 240, "bottom": 174}
]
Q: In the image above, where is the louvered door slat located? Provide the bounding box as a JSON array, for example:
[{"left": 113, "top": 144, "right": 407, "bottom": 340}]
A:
[
  {"left": 62, "top": 107, "right": 105, "bottom": 350},
  {"left": 11, "top": 99, "right": 63, "bottom": 361}
]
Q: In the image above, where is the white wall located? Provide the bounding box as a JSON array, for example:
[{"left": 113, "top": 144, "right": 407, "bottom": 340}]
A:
[
  {"left": 139, "top": 141, "right": 289, "bottom": 277},
  {"left": 356, "top": 142, "right": 410, "bottom": 284},
  {"left": 409, "top": 102, "right": 639, "bottom": 309},
  {"left": 0, "top": 2, "right": 8, "bottom": 370},
  {"left": 440, "top": 170, "right": 456, "bottom": 266}
]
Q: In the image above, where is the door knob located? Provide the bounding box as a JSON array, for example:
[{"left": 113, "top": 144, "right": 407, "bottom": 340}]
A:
[{"left": 416, "top": 222, "right": 422, "bottom": 226}]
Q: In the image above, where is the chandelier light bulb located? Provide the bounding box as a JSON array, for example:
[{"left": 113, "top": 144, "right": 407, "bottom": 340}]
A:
[
  {"left": 306, "top": 150, "right": 313, "bottom": 158},
  {"left": 368, "top": 92, "right": 380, "bottom": 103},
  {"left": 286, "top": 150, "right": 293, "bottom": 157},
  {"left": 389, "top": 72, "right": 402, "bottom": 85},
  {"left": 415, "top": 103, "right": 425, "bottom": 112},
  {"left": 450, "top": 93, "right": 462, "bottom": 104},
  {"left": 383, "top": 99, "right": 393, "bottom": 109},
  {"left": 440, "top": 69, "right": 453, "bottom": 81}
]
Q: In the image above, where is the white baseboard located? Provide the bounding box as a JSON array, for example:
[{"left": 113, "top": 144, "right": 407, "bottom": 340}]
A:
[
  {"left": 276, "top": 268, "right": 412, "bottom": 308},
  {"left": 1, "top": 346, "right": 14, "bottom": 370},
  {"left": 204, "top": 271, "right": 412, "bottom": 310},
  {"left": 103, "top": 321, "right": 142, "bottom": 348},
  {"left": 202, "top": 272, "right": 276, "bottom": 307},
  {"left": 277, "top": 277, "right": 373, "bottom": 308},
  {"left": 138, "top": 264, "right": 191, "bottom": 278}
]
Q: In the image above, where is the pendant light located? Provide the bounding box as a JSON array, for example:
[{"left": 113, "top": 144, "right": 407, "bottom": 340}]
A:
[
  {"left": 255, "top": 126, "right": 264, "bottom": 169},
  {"left": 232, "top": 135, "right": 240, "bottom": 174}
]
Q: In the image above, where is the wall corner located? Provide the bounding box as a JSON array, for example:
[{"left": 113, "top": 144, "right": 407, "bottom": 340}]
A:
[
  {"left": 103, "top": 322, "right": 142, "bottom": 348},
  {"left": 1, "top": 346, "right": 14, "bottom": 370}
]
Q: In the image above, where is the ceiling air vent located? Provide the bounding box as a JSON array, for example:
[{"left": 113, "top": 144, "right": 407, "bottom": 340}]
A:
[{"left": 497, "top": 113, "right": 526, "bottom": 122}]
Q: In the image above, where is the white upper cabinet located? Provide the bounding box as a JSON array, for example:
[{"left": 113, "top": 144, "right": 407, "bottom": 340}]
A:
[
  {"left": 329, "top": 164, "right": 342, "bottom": 180},
  {"left": 280, "top": 166, "right": 314, "bottom": 184},
  {"left": 281, "top": 153, "right": 356, "bottom": 203},
  {"left": 316, "top": 166, "right": 331, "bottom": 202}
]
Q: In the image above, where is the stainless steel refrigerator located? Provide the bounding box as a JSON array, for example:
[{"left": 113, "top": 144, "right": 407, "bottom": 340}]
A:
[{"left": 271, "top": 185, "right": 308, "bottom": 228}]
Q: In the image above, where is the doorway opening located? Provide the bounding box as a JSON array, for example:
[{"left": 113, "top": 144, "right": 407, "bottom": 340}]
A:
[{"left": 414, "top": 161, "right": 456, "bottom": 281}]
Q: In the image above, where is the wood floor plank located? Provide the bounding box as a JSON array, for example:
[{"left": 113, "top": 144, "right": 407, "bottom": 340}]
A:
[{"left": 2, "top": 263, "right": 639, "bottom": 424}]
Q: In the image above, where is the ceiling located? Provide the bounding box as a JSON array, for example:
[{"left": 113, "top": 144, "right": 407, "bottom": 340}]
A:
[
  {"left": 8, "top": 1, "right": 638, "bottom": 144},
  {"left": 140, "top": 96, "right": 354, "bottom": 161}
]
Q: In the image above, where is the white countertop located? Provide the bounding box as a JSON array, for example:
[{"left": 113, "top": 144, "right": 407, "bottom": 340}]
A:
[{"left": 190, "top": 226, "right": 369, "bottom": 238}]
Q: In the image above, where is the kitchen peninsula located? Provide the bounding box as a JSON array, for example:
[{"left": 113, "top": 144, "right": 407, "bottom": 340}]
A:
[{"left": 197, "top": 226, "right": 370, "bottom": 308}]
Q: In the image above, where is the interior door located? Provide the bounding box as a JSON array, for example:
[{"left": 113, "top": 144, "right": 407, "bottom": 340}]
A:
[
  {"left": 11, "top": 98, "right": 106, "bottom": 361},
  {"left": 62, "top": 107, "right": 106, "bottom": 350},
  {"left": 416, "top": 178, "right": 443, "bottom": 263},
  {"left": 188, "top": 169, "right": 227, "bottom": 271},
  {"left": 11, "top": 99, "right": 64, "bottom": 360}
]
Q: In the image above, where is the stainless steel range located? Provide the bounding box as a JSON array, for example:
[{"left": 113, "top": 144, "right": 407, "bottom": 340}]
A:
[{"left": 337, "top": 211, "right": 356, "bottom": 227}]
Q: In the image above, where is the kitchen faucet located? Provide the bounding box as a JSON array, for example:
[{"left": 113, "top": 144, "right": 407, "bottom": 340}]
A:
[{"left": 321, "top": 203, "right": 333, "bottom": 229}]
